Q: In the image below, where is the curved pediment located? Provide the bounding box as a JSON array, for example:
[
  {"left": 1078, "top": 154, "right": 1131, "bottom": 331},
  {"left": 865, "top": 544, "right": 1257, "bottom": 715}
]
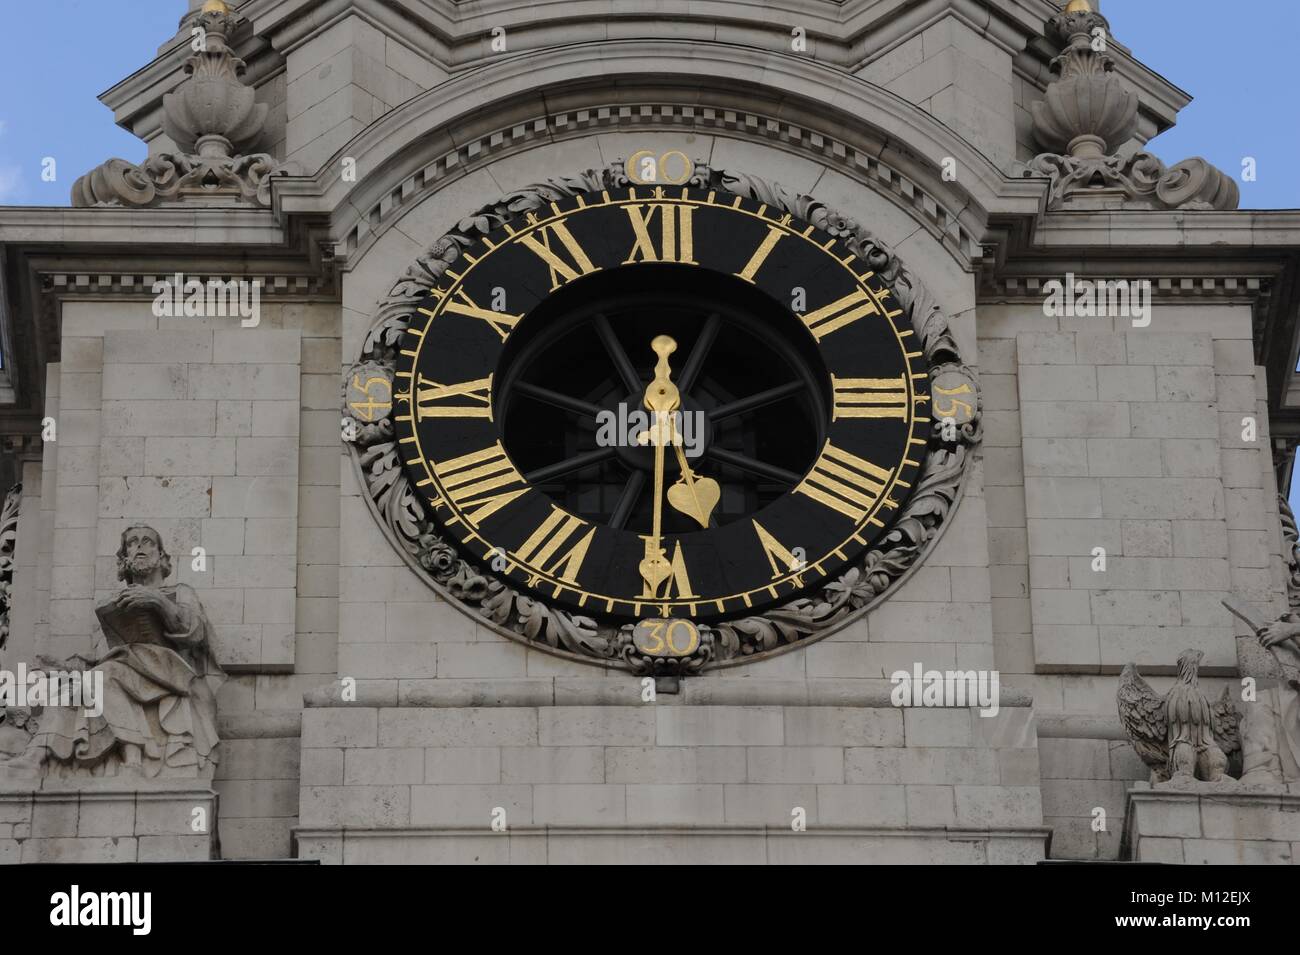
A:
[{"left": 269, "top": 39, "right": 1047, "bottom": 268}]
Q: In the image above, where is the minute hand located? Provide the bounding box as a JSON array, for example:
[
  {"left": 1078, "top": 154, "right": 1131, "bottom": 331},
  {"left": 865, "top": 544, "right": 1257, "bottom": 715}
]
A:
[{"left": 637, "top": 335, "right": 681, "bottom": 598}]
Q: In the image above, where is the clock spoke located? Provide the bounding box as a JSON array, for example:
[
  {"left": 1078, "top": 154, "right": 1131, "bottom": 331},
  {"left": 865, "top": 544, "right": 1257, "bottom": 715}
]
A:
[
  {"left": 707, "top": 446, "right": 803, "bottom": 486},
  {"left": 512, "top": 380, "right": 603, "bottom": 420},
  {"left": 708, "top": 379, "right": 805, "bottom": 423},
  {"left": 524, "top": 446, "right": 617, "bottom": 485},
  {"left": 593, "top": 313, "right": 642, "bottom": 394},
  {"left": 676, "top": 311, "right": 721, "bottom": 394},
  {"left": 608, "top": 469, "right": 647, "bottom": 531}
]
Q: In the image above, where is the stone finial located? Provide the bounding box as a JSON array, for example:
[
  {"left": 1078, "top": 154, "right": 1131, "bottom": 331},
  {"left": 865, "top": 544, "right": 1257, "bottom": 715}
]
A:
[
  {"left": 1031, "top": 2, "right": 1136, "bottom": 158},
  {"left": 1018, "top": 1, "right": 1238, "bottom": 211},
  {"left": 162, "top": 1, "right": 265, "bottom": 158},
  {"left": 72, "top": 0, "right": 294, "bottom": 208}
]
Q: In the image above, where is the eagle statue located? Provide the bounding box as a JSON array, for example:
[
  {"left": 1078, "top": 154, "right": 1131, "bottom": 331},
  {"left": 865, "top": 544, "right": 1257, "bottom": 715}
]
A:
[{"left": 1116, "top": 649, "right": 1241, "bottom": 784}]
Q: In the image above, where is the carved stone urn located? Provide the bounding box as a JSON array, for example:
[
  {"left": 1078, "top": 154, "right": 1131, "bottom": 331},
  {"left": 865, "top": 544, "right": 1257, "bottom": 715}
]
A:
[
  {"left": 162, "top": 0, "right": 267, "bottom": 159},
  {"left": 1030, "top": 0, "right": 1137, "bottom": 159},
  {"left": 71, "top": 0, "right": 293, "bottom": 208}
]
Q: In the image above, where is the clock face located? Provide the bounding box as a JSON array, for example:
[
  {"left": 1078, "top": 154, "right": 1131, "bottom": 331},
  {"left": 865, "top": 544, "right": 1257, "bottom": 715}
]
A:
[{"left": 393, "top": 186, "right": 930, "bottom": 622}]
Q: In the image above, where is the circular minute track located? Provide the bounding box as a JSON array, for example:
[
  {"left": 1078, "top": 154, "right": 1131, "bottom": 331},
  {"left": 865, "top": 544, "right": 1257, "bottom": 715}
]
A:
[{"left": 392, "top": 186, "right": 930, "bottom": 622}]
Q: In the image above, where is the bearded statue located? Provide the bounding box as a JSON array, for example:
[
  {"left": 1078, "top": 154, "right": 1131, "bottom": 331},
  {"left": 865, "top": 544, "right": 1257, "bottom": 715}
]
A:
[{"left": 1, "top": 525, "right": 224, "bottom": 779}]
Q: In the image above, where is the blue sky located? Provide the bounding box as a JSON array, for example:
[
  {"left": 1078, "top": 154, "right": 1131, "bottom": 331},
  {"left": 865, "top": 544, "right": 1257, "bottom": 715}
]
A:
[{"left": 0, "top": 1, "right": 1296, "bottom": 208}]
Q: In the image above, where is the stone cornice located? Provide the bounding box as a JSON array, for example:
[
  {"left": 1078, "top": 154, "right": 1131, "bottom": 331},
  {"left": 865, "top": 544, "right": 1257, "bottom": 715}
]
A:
[
  {"left": 1019, "top": 209, "right": 1300, "bottom": 251},
  {"left": 980, "top": 206, "right": 1300, "bottom": 430},
  {"left": 0, "top": 206, "right": 289, "bottom": 246},
  {"left": 0, "top": 204, "right": 336, "bottom": 437}
]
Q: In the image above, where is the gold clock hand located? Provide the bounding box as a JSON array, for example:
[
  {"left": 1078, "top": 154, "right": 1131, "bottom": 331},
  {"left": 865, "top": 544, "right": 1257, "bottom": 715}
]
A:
[
  {"left": 667, "top": 433, "right": 720, "bottom": 529},
  {"left": 638, "top": 335, "right": 679, "bottom": 596},
  {"left": 644, "top": 335, "right": 679, "bottom": 539}
]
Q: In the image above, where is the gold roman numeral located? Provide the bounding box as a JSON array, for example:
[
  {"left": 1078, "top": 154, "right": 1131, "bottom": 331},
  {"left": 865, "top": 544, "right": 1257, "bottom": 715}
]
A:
[
  {"left": 432, "top": 442, "right": 528, "bottom": 525},
  {"left": 801, "top": 288, "right": 880, "bottom": 341},
  {"left": 440, "top": 289, "right": 522, "bottom": 342},
  {"left": 514, "top": 506, "right": 596, "bottom": 585},
  {"left": 518, "top": 221, "right": 601, "bottom": 290},
  {"left": 415, "top": 374, "right": 493, "bottom": 421},
  {"left": 735, "top": 225, "right": 787, "bottom": 283},
  {"left": 831, "top": 375, "right": 912, "bottom": 420},
  {"left": 752, "top": 519, "right": 801, "bottom": 579},
  {"left": 623, "top": 204, "right": 697, "bottom": 265},
  {"left": 795, "top": 441, "right": 893, "bottom": 522},
  {"left": 640, "top": 539, "right": 696, "bottom": 599}
]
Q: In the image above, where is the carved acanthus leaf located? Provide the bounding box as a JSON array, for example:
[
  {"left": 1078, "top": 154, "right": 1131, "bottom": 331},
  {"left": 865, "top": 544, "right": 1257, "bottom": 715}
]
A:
[{"left": 0, "top": 483, "right": 21, "bottom": 660}]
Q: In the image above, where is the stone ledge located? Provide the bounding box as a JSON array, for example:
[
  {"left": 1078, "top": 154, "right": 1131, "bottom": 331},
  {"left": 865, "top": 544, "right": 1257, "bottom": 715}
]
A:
[
  {"left": 294, "top": 825, "right": 1050, "bottom": 865},
  {"left": 0, "top": 783, "right": 217, "bottom": 863},
  {"left": 301, "top": 679, "right": 1035, "bottom": 709}
]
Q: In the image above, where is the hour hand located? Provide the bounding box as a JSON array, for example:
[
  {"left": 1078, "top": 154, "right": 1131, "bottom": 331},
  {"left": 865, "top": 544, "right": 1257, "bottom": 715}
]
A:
[{"left": 666, "top": 421, "right": 720, "bottom": 529}]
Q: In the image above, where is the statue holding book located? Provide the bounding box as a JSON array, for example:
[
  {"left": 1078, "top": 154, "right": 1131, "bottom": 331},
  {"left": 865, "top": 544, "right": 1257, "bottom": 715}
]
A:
[{"left": 1, "top": 525, "right": 224, "bottom": 779}]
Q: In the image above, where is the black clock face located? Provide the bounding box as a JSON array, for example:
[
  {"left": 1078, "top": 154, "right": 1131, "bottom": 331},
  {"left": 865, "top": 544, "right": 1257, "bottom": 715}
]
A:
[{"left": 393, "top": 186, "right": 930, "bottom": 621}]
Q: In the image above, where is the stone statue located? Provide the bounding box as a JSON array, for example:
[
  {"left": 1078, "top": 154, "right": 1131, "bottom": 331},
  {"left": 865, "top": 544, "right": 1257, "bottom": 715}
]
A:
[
  {"left": 1228, "top": 605, "right": 1300, "bottom": 785},
  {"left": 0, "top": 526, "right": 224, "bottom": 779},
  {"left": 1209, "top": 493, "right": 1300, "bottom": 785},
  {"left": 1116, "top": 650, "right": 1241, "bottom": 786}
]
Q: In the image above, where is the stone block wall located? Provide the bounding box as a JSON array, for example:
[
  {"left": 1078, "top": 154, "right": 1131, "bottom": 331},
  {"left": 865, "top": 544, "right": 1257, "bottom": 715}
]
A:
[
  {"left": 297, "top": 701, "right": 1045, "bottom": 864},
  {"left": 0, "top": 782, "right": 216, "bottom": 863},
  {"left": 855, "top": 15, "right": 1017, "bottom": 169},
  {"left": 96, "top": 327, "right": 303, "bottom": 671},
  {"left": 213, "top": 734, "right": 301, "bottom": 859},
  {"left": 1037, "top": 735, "right": 1146, "bottom": 859},
  {"left": 9, "top": 298, "right": 342, "bottom": 860},
  {"left": 285, "top": 15, "right": 449, "bottom": 175},
  {"left": 978, "top": 297, "right": 1285, "bottom": 859}
]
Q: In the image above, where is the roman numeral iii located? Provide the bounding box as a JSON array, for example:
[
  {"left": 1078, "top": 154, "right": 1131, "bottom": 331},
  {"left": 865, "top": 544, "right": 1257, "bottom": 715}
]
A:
[
  {"left": 831, "top": 375, "right": 911, "bottom": 420},
  {"left": 795, "top": 441, "right": 893, "bottom": 522}
]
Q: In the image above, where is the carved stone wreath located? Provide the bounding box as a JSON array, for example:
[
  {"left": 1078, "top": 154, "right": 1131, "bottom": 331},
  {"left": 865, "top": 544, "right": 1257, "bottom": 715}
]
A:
[{"left": 344, "top": 162, "right": 982, "bottom": 673}]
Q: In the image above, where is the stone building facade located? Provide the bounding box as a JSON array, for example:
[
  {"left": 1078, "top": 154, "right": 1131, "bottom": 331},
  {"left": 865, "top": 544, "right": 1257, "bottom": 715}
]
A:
[{"left": 0, "top": 0, "right": 1297, "bottom": 864}]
